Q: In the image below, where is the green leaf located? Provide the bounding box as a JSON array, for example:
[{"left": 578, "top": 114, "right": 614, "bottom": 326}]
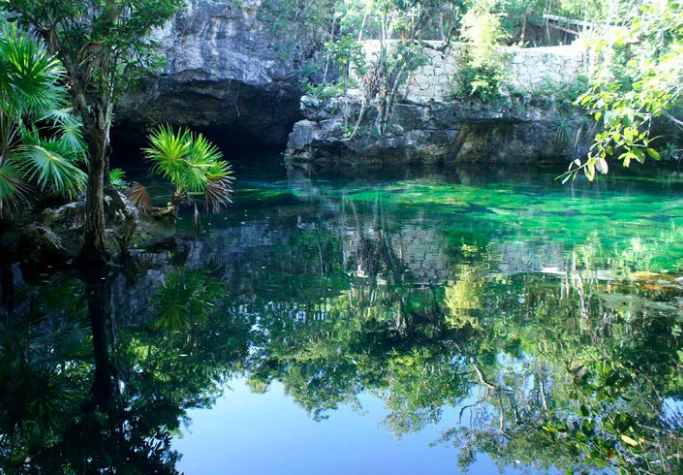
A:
[
  {"left": 646, "top": 148, "right": 660, "bottom": 160},
  {"left": 143, "top": 124, "right": 234, "bottom": 212},
  {"left": 110, "top": 168, "right": 127, "bottom": 188},
  {"left": 17, "top": 142, "right": 87, "bottom": 198},
  {"left": 632, "top": 147, "right": 645, "bottom": 164},
  {"left": 0, "top": 161, "right": 30, "bottom": 213},
  {"left": 620, "top": 434, "right": 639, "bottom": 447}
]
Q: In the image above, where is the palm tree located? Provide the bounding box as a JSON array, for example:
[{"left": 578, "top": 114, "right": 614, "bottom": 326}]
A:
[
  {"left": 128, "top": 125, "right": 234, "bottom": 223},
  {"left": 0, "top": 24, "right": 87, "bottom": 218}
]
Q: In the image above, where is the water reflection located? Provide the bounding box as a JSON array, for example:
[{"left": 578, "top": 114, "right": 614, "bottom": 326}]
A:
[{"left": 1, "top": 165, "right": 683, "bottom": 474}]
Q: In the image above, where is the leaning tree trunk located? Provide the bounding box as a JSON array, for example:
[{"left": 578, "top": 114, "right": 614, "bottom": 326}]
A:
[{"left": 79, "top": 106, "right": 110, "bottom": 268}]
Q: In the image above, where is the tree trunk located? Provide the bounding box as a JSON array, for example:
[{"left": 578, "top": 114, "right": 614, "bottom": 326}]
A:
[{"left": 79, "top": 109, "right": 110, "bottom": 268}]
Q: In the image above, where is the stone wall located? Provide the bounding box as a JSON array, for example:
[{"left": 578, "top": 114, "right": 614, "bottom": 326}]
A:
[{"left": 358, "top": 40, "right": 586, "bottom": 104}]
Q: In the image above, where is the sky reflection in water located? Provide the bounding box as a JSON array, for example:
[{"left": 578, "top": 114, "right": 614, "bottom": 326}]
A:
[{"left": 1, "top": 160, "right": 682, "bottom": 475}]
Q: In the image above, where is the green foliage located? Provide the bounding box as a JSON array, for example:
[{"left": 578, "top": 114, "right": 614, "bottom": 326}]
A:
[
  {"left": 451, "top": 3, "right": 510, "bottom": 102},
  {"left": 568, "top": 0, "right": 683, "bottom": 181},
  {"left": 141, "top": 125, "right": 234, "bottom": 215},
  {"left": 453, "top": 58, "right": 506, "bottom": 102},
  {"left": 3, "top": 0, "right": 186, "bottom": 258},
  {"left": 325, "top": 35, "right": 367, "bottom": 95},
  {"left": 304, "top": 80, "right": 345, "bottom": 99},
  {"left": 522, "top": 74, "right": 590, "bottom": 112},
  {"left": 326, "top": 36, "right": 366, "bottom": 73},
  {"left": 260, "top": 0, "right": 336, "bottom": 59},
  {"left": 549, "top": 114, "right": 574, "bottom": 145},
  {"left": 154, "top": 266, "right": 225, "bottom": 331},
  {"left": 109, "top": 168, "right": 127, "bottom": 189},
  {"left": 461, "top": 2, "right": 509, "bottom": 48},
  {"left": 3, "top": 0, "right": 184, "bottom": 107},
  {"left": 444, "top": 265, "right": 483, "bottom": 329},
  {"left": 0, "top": 23, "right": 86, "bottom": 214}
]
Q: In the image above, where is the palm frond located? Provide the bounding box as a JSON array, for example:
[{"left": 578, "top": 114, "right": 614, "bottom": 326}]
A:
[
  {"left": 126, "top": 181, "right": 152, "bottom": 211},
  {"left": 188, "top": 132, "right": 223, "bottom": 165},
  {"left": 132, "top": 252, "right": 155, "bottom": 275},
  {"left": 203, "top": 254, "right": 226, "bottom": 282},
  {"left": 0, "top": 24, "right": 85, "bottom": 212},
  {"left": 0, "top": 161, "right": 31, "bottom": 214},
  {"left": 207, "top": 158, "right": 234, "bottom": 181},
  {"left": 154, "top": 267, "right": 225, "bottom": 332},
  {"left": 143, "top": 124, "right": 235, "bottom": 216},
  {"left": 42, "top": 109, "right": 86, "bottom": 158},
  {"left": 143, "top": 124, "right": 192, "bottom": 187},
  {"left": 109, "top": 168, "right": 127, "bottom": 189},
  {"left": 0, "top": 25, "right": 67, "bottom": 116},
  {"left": 16, "top": 140, "right": 87, "bottom": 198},
  {"left": 204, "top": 176, "right": 233, "bottom": 214}
]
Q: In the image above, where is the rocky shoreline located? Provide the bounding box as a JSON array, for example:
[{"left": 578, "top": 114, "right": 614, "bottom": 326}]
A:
[{"left": 285, "top": 92, "right": 590, "bottom": 168}]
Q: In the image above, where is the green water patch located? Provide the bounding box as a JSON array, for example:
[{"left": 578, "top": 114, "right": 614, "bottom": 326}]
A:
[{"left": 276, "top": 177, "right": 683, "bottom": 272}]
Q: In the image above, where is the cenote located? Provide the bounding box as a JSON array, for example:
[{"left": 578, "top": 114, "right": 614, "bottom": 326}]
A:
[
  {"left": 1, "top": 154, "right": 683, "bottom": 475},
  {"left": 3, "top": 1, "right": 683, "bottom": 473}
]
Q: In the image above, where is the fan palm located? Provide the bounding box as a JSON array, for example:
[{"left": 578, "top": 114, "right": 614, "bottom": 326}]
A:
[
  {"left": 130, "top": 125, "right": 233, "bottom": 221},
  {"left": 0, "top": 24, "right": 87, "bottom": 216}
]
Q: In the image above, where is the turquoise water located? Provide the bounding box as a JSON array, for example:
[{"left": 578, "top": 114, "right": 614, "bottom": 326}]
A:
[{"left": 1, "top": 158, "right": 682, "bottom": 474}]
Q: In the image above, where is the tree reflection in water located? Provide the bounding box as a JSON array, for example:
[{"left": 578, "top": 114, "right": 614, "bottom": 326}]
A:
[{"left": 1, "top": 168, "right": 683, "bottom": 474}]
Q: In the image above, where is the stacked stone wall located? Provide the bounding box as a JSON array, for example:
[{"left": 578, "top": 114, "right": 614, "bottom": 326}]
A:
[{"left": 357, "top": 40, "right": 586, "bottom": 104}]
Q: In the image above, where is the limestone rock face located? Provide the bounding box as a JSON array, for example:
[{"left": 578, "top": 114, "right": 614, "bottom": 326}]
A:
[
  {"left": 286, "top": 93, "right": 589, "bottom": 166},
  {"left": 117, "top": 1, "right": 322, "bottom": 147}
]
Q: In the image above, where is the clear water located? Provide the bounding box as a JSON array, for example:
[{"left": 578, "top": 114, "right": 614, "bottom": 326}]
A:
[{"left": 1, "top": 155, "right": 682, "bottom": 475}]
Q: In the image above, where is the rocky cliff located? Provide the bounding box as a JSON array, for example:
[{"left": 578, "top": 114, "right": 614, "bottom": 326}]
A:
[
  {"left": 114, "top": 4, "right": 590, "bottom": 163},
  {"left": 117, "top": 0, "right": 324, "bottom": 147},
  {"left": 286, "top": 43, "right": 591, "bottom": 167},
  {"left": 286, "top": 93, "right": 590, "bottom": 168}
]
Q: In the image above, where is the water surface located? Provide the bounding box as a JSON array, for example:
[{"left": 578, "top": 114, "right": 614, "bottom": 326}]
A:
[{"left": 1, "top": 158, "right": 682, "bottom": 475}]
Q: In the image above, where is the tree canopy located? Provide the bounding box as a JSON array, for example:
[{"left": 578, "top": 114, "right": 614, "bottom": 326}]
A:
[{"left": 570, "top": 0, "right": 683, "bottom": 180}]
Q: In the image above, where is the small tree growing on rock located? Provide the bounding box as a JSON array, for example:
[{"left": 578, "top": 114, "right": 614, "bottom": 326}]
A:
[{"left": 3, "top": 0, "right": 185, "bottom": 266}]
